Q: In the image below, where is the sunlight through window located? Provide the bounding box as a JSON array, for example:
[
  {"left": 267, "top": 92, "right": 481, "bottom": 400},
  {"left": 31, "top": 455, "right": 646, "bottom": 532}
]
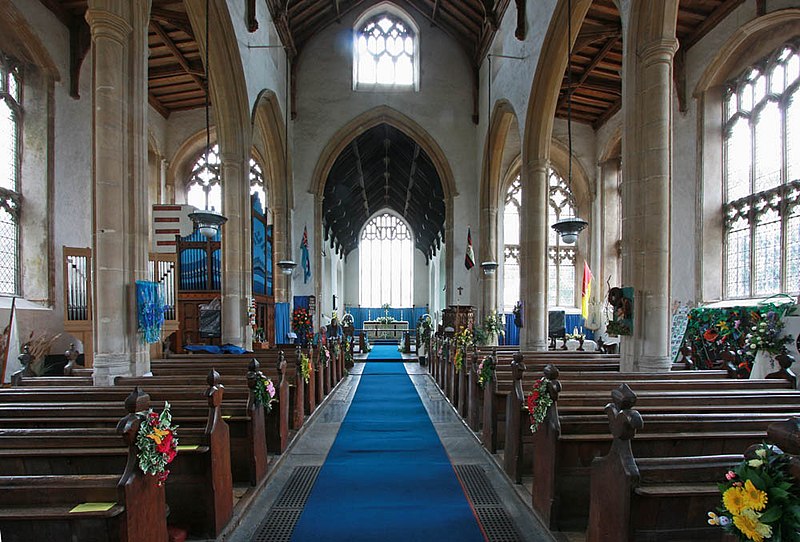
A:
[
  {"left": 359, "top": 213, "right": 414, "bottom": 307},
  {"left": 354, "top": 13, "right": 417, "bottom": 90}
]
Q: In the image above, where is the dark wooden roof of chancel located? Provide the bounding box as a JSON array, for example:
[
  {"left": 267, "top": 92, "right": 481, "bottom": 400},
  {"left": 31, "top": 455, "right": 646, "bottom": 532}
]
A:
[
  {"left": 558, "top": 0, "right": 747, "bottom": 128},
  {"left": 323, "top": 123, "right": 446, "bottom": 259},
  {"left": 39, "top": 0, "right": 206, "bottom": 118}
]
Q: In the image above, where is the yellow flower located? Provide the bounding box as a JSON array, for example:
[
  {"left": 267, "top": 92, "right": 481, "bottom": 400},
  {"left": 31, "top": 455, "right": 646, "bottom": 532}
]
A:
[
  {"left": 732, "top": 509, "right": 772, "bottom": 542},
  {"left": 723, "top": 487, "right": 747, "bottom": 516},
  {"left": 742, "top": 480, "right": 768, "bottom": 511},
  {"left": 146, "top": 427, "right": 170, "bottom": 445}
]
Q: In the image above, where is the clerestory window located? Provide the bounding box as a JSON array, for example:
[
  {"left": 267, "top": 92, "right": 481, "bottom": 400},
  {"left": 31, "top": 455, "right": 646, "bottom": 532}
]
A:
[
  {"left": 354, "top": 12, "right": 418, "bottom": 90},
  {"left": 723, "top": 41, "right": 800, "bottom": 298},
  {"left": 0, "top": 54, "right": 21, "bottom": 295}
]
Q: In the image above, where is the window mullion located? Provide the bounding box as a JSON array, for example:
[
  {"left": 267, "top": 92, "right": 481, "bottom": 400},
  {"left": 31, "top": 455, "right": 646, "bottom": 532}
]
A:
[{"left": 749, "top": 111, "right": 757, "bottom": 297}]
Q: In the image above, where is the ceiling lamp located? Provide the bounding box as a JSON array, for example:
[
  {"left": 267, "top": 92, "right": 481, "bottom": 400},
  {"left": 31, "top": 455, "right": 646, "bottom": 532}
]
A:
[
  {"left": 190, "top": 0, "right": 227, "bottom": 239},
  {"left": 551, "top": 0, "right": 588, "bottom": 245},
  {"left": 277, "top": 260, "right": 297, "bottom": 275},
  {"left": 480, "top": 261, "right": 499, "bottom": 276}
]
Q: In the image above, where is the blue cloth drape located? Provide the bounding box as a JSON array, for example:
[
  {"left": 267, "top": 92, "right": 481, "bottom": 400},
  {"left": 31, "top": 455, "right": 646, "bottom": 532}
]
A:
[
  {"left": 564, "top": 313, "right": 594, "bottom": 339},
  {"left": 502, "top": 313, "right": 520, "bottom": 345},
  {"left": 275, "top": 302, "right": 291, "bottom": 345},
  {"left": 344, "top": 306, "right": 429, "bottom": 334},
  {"left": 293, "top": 296, "right": 310, "bottom": 310}
]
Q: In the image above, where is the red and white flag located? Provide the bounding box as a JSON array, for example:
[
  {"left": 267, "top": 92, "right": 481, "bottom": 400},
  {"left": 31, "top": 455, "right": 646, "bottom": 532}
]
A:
[{"left": 465, "top": 228, "right": 475, "bottom": 270}]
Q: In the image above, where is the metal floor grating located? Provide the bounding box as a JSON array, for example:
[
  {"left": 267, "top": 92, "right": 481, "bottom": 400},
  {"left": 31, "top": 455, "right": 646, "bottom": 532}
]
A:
[
  {"left": 252, "top": 466, "right": 321, "bottom": 542},
  {"left": 455, "top": 464, "right": 522, "bottom": 542}
]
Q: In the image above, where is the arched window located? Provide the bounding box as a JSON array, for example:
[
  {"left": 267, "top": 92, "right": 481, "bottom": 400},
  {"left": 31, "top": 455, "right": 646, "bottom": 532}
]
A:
[
  {"left": 359, "top": 213, "right": 414, "bottom": 307},
  {"left": 502, "top": 177, "right": 521, "bottom": 312},
  {"left": 548, "top": 168, "right": 577, "bottom": 307},
  {"left": 723, "top": 41, "right": 800, "bottom": 298},
  {"left": 0, "top": 54, "right": 22, "bottom": 295},
  {"left": 249, "top": 157, "right": 267, "bottom": 211},
  {"left": 354, "top": 12, "right": 417, "bottom": 90},
  {"left": 187, "top": 143, "right": 221, "bottom": 212}
]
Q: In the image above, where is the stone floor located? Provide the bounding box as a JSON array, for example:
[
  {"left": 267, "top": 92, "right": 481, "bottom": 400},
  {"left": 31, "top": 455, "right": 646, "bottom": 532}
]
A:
[{"left": 222, "top": 360, "right": 555, "bottom": 542}]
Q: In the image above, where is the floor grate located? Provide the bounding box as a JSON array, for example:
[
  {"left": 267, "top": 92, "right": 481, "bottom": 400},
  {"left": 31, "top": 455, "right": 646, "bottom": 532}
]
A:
[
  {"left": 252, "top": 466, "right": 321, "bottom": 542},
  {"left": 455, "top": 464, "right": 522, "bottom": 542}
]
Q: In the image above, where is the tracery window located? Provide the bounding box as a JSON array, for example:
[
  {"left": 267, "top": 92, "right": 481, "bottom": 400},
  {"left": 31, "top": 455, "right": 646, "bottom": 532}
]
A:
[
  {"left": 503, "top": 177, "right": 521, "bottom": 312},
  {"left": 0, "top": 54, "right": 22, "bottom": 295},
  {"left": 249, "top": 158, "right": 267, "bottom": 212},
  {"left": 187, "top": 143, "right": 221, "bottom": 213},
  {"left": 359, "top": 213, "right": 414, "bottom": 307},
  {"left": 548, "top": 168, "right": 577, "bottom": 307},
  {"left": 723, "top": 41, "right": 800, "bottom": 298},
  {"left": 354, "top": 13, "right": 417, "bottom": 89}
]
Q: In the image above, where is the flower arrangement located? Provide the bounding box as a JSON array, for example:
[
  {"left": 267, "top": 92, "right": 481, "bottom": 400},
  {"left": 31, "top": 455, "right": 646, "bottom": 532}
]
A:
[
  {"left": 708, "top": 443, "right": 800, "bottom": 541},
  {"left": 253, "top": 376, "right": 278, "bottom": 413},
  {"left": 292, "top": 307, "right": 314, "bottom": 344},
  {"left": 344, "top": 340, "right": 354, "bottom": 368},
  {"left": 320, "top": 344, "right": 331, "bottom": 367},
  {"left": 454, "top": 327, "right": 474, "bottom": 373},
  {"left": 363, "top": 334, "right": 372, "bottom": 353},
  {"left": 300, "top": 353, "right": 312, "bottom": 383},
  {"left": 342, "top": 313, "right": 354, "bottom": 327},
  {"left": 483, "top": 311, "right": 505, "bottom": 341},
  {"left": 525, "top": 378, "right": 553, "bottom": 433},
  {"left": 376, "top": 315, "right": 396, "bottom": 325},
  {"left": 136, "top": 402, "right": 179, "bottom": 485},
  {"left": 746, "top": 311, "right": 793, "bottom": 357},
  {"left": 477, "top": 356, "right": 494, "bottom": 388},
  {"left": 606, "top": 318, "right": 631, "bottom": 337},
  {"left": 331, "top": 341, "right": 340, "bottom": 364}
]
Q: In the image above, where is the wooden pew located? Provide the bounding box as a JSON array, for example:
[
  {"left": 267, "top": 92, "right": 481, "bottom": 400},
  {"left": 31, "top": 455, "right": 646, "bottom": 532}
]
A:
[
  {"left": 0, "top": 388, "right": 168, "bottom": 542},
  {"left": 521, "top": 367, "right": 800, "bottom": 531},
  {"left": 0, "top": 374, "right": 234, "bottom": 538}
]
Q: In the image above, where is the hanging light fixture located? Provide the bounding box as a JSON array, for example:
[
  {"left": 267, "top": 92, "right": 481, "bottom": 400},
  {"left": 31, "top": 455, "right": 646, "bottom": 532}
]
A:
[
  {"left": 189, "top": 0, "right": 228, "bottom": 239},
  {"left": 481, "top": 54, "right": 499, "bottom": 277},
  {"left": 551, "top": 0, "right": 588, "bottom": 245},
  {"left": 277, "top": 48, "right": 297, "bottom": 277}
]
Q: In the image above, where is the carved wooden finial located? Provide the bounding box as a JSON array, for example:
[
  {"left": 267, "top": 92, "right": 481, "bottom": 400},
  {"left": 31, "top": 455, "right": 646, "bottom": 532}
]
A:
[
  {"left": 248, "top": 358, "right": 261, "bottom": 373},
  {"left": 543, "top": 364, "right": 559, "bottom": 381},
  {"left": 278, "top": 350, "right": 287, "bottom": 372},
  {"left": 206, "top": 369, "right": 222, "bottom": 387},
  {"left": 65, "top": 343, "right": 78, "bottom": 362},
  {"left": 768, "top": 417, "right": 800, "bottom": 455},
  {"left": 605, "top": 384, "right": 643, "bottom": 441},
  {"left": 124, "top": 387, "right": 151, "bottom": 413},
  {"left": 511, "top": 353, "right": 526, "bottom": 380}
]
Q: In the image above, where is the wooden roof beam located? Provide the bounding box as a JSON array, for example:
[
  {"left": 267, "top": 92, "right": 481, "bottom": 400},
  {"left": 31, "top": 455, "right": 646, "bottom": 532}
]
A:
[
  {"left": 558, "top": 37, "right": 620, "bottom": 110},
  {"left": 149, "top": 92, "right": 170, "bottom": 119},
  {"left": 351, "top": 140, "right": 371, "bottom": 215},
  {"left": 150, "top": 21, "right": 207, "bottom": 92},
  {"left": 681, "top": 0, "right": 745, "bottom": 51},
  {"left": 150, "top": 7, "right": 195, "bottom": 38}
]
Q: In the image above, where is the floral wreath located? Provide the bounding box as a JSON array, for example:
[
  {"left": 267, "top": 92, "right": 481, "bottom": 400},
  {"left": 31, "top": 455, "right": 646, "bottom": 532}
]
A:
[
  {"left": 300, "top": 353, "right": 312, "bottom": 384},
  {"left": 319, "top": 344, "right": 331, "bottom": 367},
  {"left": 525, "top": 378, "right": 553, "bottom": 433},
  {"left": 454, "top": 327, "right": 474, "bottom": 373},
  {"left": 477, "top": 356, "right": 494, "bottom": 388},
  {"left": 253, "top": 376, "right": 278, "bottom": 413},
  {"left": 136, "top": 402, "right": 179, "bottom": 485},
  {"left": 709, "top": 443, "right": 800, "bottom": 541}
]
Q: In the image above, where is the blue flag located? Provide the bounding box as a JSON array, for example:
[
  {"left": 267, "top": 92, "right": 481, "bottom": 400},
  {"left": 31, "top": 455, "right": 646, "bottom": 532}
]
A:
[{"left": 301, "top": 226, "right": 311, "bottom": 283}]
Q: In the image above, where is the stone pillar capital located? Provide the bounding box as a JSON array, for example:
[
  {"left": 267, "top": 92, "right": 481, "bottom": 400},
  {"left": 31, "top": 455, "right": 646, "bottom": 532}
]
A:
[
  {"left": 219, "top": 150, "right": 247, "bottom": 165},
  {"left": 525, "top": 158, "right": 549, "bottom": 176},
  {"left": 638, "top": 38, "right": 679, "bottom": 65},
  {"left": 85, "top": 8, "right": 132, "bottom": 44}
]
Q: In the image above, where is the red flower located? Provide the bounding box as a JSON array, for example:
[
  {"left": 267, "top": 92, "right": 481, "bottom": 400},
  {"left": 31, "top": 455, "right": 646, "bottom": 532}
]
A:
[
  {"left": 148, "top": 412, "right": 159, "bottom": 426},
  {"left": 703, "top": 329, "right": 719, "bottom": 342},
  {"left": 526, "top": 394, "right": 536, "bottom": 411},
  {"left": 156, "top": 431, "right": 174, "bottom": 455}
]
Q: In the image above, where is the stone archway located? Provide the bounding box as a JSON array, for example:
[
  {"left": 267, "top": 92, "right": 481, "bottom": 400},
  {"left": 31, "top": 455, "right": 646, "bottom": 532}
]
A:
[{"left": 310, "top": 106, "right": 458, "bottom": 320}]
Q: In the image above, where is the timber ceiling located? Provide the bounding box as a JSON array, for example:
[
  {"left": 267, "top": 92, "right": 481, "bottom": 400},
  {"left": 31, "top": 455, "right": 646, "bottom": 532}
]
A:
[
  {"left": 323, "top": 123, "right": 446, "bottom": 258},
  {"left": 559, "top": 0, "right": 746, "bottom": 129},
  {"left": 39, "top": 0, "right": 205, "bottom": 117},
  {"left": 267, "top": 0, "right": 511, "bottom": 65}
]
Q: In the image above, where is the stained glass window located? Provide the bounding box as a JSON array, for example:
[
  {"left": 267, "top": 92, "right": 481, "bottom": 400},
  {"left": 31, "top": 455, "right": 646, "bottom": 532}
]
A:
[
  {"left": 359, "top": 213, "right": 414, "bottom": 307},
  {"left": 0, "top": 54, "right": 21, "bottom": 295},
  {"left": 249, "top": 158, "right": 267, "bottom": 215},
  {"left": 354, "top": 13, "right": 416, "bottom": 89},
  {"left": 187, "top": 143, "right": 221, "bottom": 213},
  {"left": 723, "top": 41, "right": 800, "bottom": 298}
]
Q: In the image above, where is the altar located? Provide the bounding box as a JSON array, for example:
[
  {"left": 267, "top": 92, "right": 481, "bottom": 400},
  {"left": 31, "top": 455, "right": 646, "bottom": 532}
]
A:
[{"left": 363, "top": 320, "right": 409, "bottom": 340}]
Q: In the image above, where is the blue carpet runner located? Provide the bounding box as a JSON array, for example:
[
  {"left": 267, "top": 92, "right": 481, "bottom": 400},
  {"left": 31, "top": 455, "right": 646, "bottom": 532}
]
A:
[
  {"left": 290, "top": 361, "right": 485, "bottom": 541},
  {"left": 366, "top": 344, "right": 403, "bottom": 360}
]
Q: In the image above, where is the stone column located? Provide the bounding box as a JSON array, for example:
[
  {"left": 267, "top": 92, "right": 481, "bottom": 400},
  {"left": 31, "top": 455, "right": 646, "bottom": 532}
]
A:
[
  {"left": 520, "top": 160, "right": 548, "bottom": 350},
  {"left": 480, "top": 206, "right": 498, "bottom": 319},
  {"left": 600, "top": 157, "right": 621, "bottom": 288},
  {"left": 272, "top": 200, "right": 290, "bottom": 303},
  {"left": 219, "top": 152, "right": 251, "bottom": 347},
  {"left": 159, "top": 158, "right": 168, "bottom": 204},
  {"left": 621, "top": 38, "right": 678, "bottom": 372},
  {"left": 86, "top": 0, "right": 151, "bottom": 384}
]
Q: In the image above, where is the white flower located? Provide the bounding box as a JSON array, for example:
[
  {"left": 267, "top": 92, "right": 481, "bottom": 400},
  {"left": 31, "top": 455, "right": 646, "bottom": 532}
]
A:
[{"left": 748, "top": 458, "right": 764, "bottom": 468}]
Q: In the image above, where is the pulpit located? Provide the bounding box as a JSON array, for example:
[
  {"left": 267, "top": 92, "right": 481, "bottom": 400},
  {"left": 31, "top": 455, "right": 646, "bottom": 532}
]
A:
[{"left": 442, "top": 305, "right": 474, "bottom": 332}]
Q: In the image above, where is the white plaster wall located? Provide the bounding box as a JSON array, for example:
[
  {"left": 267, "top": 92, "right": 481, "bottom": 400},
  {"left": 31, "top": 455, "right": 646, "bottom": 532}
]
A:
[
  {"left": 225, "top": 0, "right": 287, "bottom": 123},
  {"left": 292, "top": 6, "right": 478, "bottom": 305},
  {"left": 343, "top": 251, "right": 359, "bottom": 307},
  {"left": 4, "top": 0, "right": 94, "bottom": 354}
]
